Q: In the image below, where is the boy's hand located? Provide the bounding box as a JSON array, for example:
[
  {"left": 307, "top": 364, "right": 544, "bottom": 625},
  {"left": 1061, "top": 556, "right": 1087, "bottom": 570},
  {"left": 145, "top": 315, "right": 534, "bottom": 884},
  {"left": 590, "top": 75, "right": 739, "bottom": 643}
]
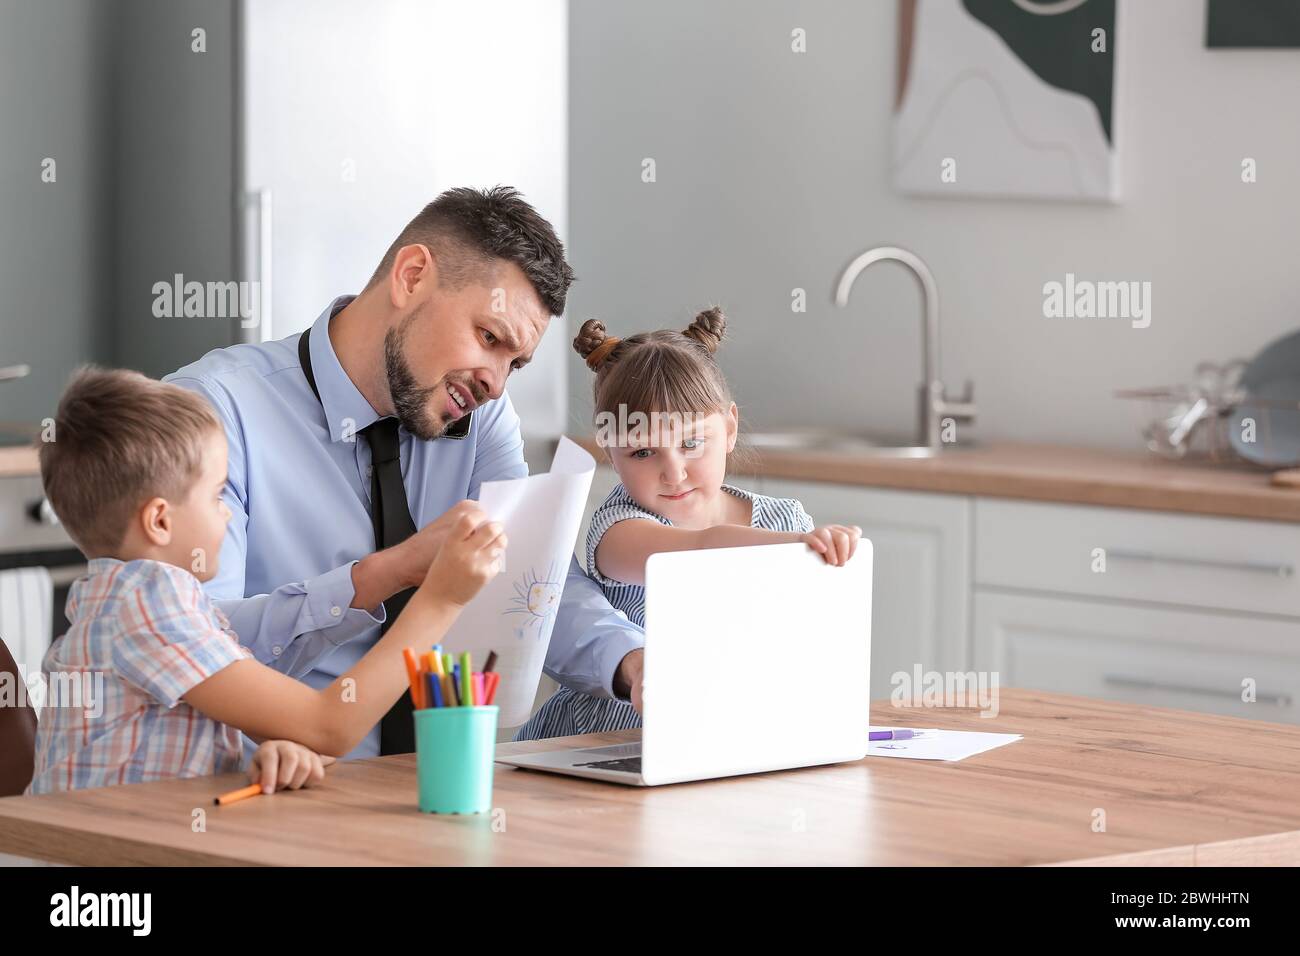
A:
[
  {"left": 390, "top": 500, "right": 484, "bottom": 590},
  {"left": 420, "top": 510, "right": 508, "bottom": 608},
  {"left": 250, "top": 740, "right": 335, "bottom": 794},
  {"left": 800, "top": 524, "right": 862, "bottom": 566}
]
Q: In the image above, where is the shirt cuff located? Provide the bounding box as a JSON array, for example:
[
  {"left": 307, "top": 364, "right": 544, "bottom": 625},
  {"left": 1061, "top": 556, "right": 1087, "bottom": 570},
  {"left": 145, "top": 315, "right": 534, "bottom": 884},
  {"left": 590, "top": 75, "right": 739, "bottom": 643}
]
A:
[
  {"left": 595, "top": 617, "right": 646, "bottom": 700},
  {"left": 304, "top": 561, "right": 386, "bottom": 643}
]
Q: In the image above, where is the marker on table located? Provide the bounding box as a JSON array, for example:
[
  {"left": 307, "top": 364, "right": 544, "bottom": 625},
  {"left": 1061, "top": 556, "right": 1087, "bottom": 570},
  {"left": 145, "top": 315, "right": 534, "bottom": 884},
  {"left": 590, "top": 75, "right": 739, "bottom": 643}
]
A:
[
  {"left": 213, "top": 782, "right": 264, "bottom": 806},
  {"left": 869, "top": 729, "right": 930, "bottom": 741}
]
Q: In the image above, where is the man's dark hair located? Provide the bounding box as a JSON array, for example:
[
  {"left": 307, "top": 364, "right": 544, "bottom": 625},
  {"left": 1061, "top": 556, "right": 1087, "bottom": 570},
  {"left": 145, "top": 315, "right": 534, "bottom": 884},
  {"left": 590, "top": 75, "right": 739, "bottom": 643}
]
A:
[{"left": 366, "top": 185, "right": 576, "bottom": 316}]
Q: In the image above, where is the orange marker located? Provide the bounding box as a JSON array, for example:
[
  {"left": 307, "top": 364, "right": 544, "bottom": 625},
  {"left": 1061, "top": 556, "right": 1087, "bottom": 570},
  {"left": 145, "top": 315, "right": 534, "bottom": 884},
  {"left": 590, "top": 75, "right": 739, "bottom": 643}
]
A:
[
  {"left": 214, "top": 783, "right": 263, "bottom": 806},
  {"left": 403, "top": 648, "right": 423, "bottom": 709},
  {"left": 484, "top": 672, "right": 500, "bottom": 706}
]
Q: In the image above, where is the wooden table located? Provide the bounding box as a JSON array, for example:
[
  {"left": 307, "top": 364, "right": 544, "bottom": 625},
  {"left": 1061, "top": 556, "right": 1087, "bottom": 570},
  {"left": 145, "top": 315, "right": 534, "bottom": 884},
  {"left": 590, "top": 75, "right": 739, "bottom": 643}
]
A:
[{"left": 3, "top": 689, "right": 1299, "bottom": 866}]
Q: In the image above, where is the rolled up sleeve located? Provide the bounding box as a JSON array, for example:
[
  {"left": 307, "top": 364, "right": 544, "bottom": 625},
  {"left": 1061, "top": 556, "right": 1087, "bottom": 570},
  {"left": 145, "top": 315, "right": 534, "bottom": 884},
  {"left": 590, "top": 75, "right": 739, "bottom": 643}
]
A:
[
  {"left": 544, "top": 556, "right": 645, "bottom": 699},
  {"left": 213, "top": 562, "right": 384, "bottom": 679}
]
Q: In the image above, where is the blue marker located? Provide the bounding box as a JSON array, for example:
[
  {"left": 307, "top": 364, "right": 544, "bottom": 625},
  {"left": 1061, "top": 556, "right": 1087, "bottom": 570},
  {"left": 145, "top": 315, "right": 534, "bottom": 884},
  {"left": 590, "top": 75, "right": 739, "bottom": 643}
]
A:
[{"left": 426, "top": 672, "right": 443, "bottom": 708}]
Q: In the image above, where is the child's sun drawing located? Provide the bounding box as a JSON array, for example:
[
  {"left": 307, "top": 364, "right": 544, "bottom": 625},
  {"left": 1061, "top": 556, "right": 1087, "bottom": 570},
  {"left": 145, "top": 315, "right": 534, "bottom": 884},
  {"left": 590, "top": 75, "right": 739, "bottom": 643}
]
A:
[{"left": 504, "top": 562, "right": 563, "bottom": 640}]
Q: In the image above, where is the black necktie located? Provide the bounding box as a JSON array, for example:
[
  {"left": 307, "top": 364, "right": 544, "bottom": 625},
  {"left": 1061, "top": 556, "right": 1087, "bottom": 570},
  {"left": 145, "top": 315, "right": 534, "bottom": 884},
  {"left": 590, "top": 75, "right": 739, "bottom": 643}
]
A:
[
  {"left": 361, "top": 417, "right": 419, "bottom": 755},
  {"left": 298, "top": 322, "right": 472, "bottom": 756}
]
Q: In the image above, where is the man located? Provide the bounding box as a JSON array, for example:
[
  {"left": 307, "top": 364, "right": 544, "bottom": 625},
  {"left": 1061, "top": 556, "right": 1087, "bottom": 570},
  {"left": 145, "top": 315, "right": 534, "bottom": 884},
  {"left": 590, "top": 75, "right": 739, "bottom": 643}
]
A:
[{"left": 166, "top": 186, "right": 644, "bottom": 757}]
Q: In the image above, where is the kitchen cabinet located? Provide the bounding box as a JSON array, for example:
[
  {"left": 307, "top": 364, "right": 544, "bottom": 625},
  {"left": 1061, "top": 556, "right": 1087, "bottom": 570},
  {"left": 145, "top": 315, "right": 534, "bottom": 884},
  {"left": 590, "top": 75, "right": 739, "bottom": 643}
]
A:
[
  {"left": 570, "top": 461, "right": 1300, "bottom": 725},
  {"left": 756, "top": 478, "right": 972, "bottom": 701},
  {"left": 972, "top": 497, "right": 1300, "bottom": 724},
  {"left": 974, "top": 499, "right": 1300, "bottom": 617},
  {"left": 577, "top": 468, "right": 972, "bottom": 702},
  {"left": 972, "top": 590, "right": 1300, "bottom": 724}
]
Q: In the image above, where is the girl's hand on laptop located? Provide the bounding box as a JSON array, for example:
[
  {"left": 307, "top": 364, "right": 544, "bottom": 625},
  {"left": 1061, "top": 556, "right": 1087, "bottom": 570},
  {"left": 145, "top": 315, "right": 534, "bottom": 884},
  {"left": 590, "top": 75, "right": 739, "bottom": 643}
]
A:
[
  {"left": 801, "top": 525, "right": 863, "bottom": 566},
  {"left": 420, "top": 510, "right": 508, "bottom": 608},
  {"left": 249, "top": 740, "right": 335, "bottom": 794}
]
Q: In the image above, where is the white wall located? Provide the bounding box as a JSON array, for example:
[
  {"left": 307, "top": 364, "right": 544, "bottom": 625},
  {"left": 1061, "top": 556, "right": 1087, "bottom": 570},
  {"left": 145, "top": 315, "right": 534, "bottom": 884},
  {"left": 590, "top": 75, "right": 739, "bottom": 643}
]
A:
[{"left": 566, "top": 0, "right": 1300, "bottom": 450}]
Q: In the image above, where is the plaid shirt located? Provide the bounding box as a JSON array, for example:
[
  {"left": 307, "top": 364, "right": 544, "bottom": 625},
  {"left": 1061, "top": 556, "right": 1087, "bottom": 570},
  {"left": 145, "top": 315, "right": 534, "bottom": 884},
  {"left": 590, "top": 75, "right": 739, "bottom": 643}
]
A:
[{"left": 27, "top": 557, "right": 252, "bottom": 794}]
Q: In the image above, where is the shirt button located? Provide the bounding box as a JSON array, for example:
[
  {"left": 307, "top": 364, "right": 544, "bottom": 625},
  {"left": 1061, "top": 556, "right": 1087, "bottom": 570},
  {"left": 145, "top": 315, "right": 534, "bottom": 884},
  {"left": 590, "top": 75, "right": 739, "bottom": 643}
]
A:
[
  {"left": 365, "top": 466, "right": 372, "bottom": 477},
  {"left": 272, "top": 645, "right": 283, "bottom": 657},
  {"left": 330, "top": 606, "right": 342, "bottom": 617}
]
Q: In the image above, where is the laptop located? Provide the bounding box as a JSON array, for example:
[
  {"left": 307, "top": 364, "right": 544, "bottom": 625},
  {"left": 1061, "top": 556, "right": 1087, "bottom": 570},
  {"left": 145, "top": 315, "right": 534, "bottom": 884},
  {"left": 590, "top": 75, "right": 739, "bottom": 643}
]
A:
[{"left": 496, "top": 540, "right": 872, "bottom": 786}]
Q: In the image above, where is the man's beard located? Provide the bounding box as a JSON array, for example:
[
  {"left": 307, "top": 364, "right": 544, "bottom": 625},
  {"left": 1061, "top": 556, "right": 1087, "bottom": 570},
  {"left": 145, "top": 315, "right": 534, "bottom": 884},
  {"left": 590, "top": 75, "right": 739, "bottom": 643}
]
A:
[{"left": 383, "top": 317, "right": 448, "bottom": 441}]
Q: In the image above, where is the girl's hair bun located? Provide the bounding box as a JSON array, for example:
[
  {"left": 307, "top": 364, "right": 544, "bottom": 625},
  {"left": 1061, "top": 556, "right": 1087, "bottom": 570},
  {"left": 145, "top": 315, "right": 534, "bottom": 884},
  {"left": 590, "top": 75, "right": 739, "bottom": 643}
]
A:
[
  {"left": 683, "top": 306, "right": 726, "bottom": 354},
  {"left": 574, "top": 317, "right": 623, "bottom": 371},
  {"left": 573, "top": 318, "right": 609, "bottom": 361}
]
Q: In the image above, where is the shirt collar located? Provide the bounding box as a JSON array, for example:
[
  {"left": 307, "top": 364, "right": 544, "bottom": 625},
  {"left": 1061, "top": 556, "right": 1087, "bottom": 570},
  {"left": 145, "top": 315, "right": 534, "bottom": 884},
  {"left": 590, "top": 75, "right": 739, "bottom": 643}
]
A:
[
  {"left": 306, "top": 295, "right": 473, "bottom": 443},
  {"left": 68, "top": 557, "right": 125, "bottom": 619},
  {"left": 84, "top": 556, "right": 123, "bottom": 578},
  {"left": 308, "top": 296, "right": 381, "bottom": 443}
]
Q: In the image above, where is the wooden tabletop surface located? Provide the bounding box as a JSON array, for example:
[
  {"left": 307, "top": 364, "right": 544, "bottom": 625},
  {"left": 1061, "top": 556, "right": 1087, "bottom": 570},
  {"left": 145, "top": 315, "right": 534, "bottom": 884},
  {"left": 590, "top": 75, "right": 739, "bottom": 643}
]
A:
[
  {"left": 2, "top": 689, "right": 1299, "bottom": 866},
  {"left": 0, "top": 446, "right": 40, "bottom": 479},
  {"left": 570, "top": 436, "right": 1300, "bottom": 523}
]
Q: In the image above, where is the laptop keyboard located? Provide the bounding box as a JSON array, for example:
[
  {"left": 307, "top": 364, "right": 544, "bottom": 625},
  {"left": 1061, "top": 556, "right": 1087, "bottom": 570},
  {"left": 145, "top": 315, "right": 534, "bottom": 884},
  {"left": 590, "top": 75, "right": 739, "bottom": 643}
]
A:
[
  {"left": 573, "top": 756, "right": 642, "bottom": 773},
  {"left": 574, "top": 742, "right": 642, "bottom": 757}
]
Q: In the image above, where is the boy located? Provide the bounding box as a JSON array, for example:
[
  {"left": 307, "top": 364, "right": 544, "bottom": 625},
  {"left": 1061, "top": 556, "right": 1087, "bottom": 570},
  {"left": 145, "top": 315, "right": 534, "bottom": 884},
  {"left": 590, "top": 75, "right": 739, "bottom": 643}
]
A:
[{"left": 28, "top": 367, "right": 504, "bottom": 794}]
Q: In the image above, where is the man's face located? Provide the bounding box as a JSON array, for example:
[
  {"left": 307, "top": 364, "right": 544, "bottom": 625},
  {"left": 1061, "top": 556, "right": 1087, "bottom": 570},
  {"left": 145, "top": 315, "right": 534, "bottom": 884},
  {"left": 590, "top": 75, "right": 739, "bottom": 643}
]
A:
[{"left": 385, "top": 258, "right": 549, "bottom": 440}]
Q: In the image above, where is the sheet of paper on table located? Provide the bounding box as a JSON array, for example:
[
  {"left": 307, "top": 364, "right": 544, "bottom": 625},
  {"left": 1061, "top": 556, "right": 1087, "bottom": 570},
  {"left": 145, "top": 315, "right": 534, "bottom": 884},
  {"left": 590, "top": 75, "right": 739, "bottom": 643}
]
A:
[
  {"left": 441, "top": 436, "right": 595, "bottom": 726},
  {"left": 867, "top": 726, "right": 1023, "bottom": 761}
]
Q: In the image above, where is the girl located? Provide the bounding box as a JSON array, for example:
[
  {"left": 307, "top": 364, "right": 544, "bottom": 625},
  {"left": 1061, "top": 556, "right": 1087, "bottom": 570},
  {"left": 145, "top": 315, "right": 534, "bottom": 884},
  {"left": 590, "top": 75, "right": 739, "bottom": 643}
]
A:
[{"left": 515, "top": 307, "right": 861, "bottom": 741}]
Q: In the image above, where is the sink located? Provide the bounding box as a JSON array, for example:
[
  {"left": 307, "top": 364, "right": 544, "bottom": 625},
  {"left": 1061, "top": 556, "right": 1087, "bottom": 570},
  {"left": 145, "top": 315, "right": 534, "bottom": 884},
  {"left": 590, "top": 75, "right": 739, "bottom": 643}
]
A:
[{"left": 744, "top": 428, "right": 961, "bottom": 459}]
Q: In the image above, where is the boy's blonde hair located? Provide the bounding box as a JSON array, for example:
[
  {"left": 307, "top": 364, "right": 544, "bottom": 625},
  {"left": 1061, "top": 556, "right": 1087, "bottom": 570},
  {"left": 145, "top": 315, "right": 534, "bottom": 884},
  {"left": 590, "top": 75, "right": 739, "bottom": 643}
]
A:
[{"left": 39, "top": 367, "right": 222, "bottom": 555}]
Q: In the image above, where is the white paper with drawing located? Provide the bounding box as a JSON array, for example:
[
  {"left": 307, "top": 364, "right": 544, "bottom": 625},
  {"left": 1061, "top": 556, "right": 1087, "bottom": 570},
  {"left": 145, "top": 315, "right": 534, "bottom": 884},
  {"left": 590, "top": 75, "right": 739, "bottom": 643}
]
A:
[{"left": 443, "top": 436, "right": 595, "bottom": 725}]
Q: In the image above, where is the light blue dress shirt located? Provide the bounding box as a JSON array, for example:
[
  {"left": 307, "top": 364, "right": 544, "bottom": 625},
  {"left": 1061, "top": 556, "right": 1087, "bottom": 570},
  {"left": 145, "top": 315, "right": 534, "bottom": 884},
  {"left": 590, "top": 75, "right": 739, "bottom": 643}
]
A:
[{"left": 165, "top": 295, "right": 644, "bottom": 758}]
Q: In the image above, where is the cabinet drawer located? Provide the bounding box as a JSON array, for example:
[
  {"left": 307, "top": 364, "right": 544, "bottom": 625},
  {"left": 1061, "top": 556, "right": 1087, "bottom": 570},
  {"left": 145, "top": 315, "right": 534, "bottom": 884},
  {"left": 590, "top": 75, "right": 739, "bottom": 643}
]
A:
[
  {"left": 760, "top": 479, "right": 972, "bottom": 699},
  {"left": 973, "top": 590, "right": 1300, "bottom": 724},
  {"left": 975, "top": 499, "right": 1300, "bottom": 617}
]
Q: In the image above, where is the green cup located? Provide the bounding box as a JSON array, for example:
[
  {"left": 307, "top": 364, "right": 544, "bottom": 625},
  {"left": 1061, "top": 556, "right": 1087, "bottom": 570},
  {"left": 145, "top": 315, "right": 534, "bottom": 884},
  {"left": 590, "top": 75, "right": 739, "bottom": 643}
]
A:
[{"left": 414, "top": 705, "right": 499, "bottom": 814}]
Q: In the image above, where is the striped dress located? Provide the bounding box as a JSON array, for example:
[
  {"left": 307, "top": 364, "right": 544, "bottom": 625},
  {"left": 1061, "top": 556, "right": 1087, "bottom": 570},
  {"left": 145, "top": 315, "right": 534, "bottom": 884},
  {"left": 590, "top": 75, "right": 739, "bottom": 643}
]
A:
[{"left": 513, "top": 482, "right": 814, "bottom": 741}]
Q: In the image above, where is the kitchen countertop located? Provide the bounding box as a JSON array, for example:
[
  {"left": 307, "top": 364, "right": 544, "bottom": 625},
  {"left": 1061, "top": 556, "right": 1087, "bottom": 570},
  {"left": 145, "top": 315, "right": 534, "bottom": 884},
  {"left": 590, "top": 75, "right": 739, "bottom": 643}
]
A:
[
  {"left": 0, "top": 446, "right": 39, "bottom": 479},
  {"left": 570, "top": 435, "right": 1300, "bottom": 523},
  {"left": 11, "top": 436, "right": 1299, "bottom": 523}
]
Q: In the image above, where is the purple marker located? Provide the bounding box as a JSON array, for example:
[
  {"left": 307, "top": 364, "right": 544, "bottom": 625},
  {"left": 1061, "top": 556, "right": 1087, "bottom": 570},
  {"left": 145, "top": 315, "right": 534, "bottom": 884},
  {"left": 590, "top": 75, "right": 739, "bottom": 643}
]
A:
[{"left": 869, "top": 729, "right": 926, "bottom": 741}]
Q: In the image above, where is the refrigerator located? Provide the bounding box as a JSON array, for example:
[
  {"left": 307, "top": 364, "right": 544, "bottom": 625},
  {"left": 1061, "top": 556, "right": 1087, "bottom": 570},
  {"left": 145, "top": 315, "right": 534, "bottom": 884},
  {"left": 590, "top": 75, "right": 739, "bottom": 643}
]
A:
[{"left": 119, "top": 0, "right": 570, "bottom": 439}]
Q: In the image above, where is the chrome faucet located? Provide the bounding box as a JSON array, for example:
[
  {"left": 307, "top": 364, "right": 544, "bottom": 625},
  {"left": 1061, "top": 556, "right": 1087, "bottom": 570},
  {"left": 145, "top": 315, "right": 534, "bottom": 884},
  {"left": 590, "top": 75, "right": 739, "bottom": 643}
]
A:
[{"left": 834, "top": 246, "right": 975, "bottom": 449}]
